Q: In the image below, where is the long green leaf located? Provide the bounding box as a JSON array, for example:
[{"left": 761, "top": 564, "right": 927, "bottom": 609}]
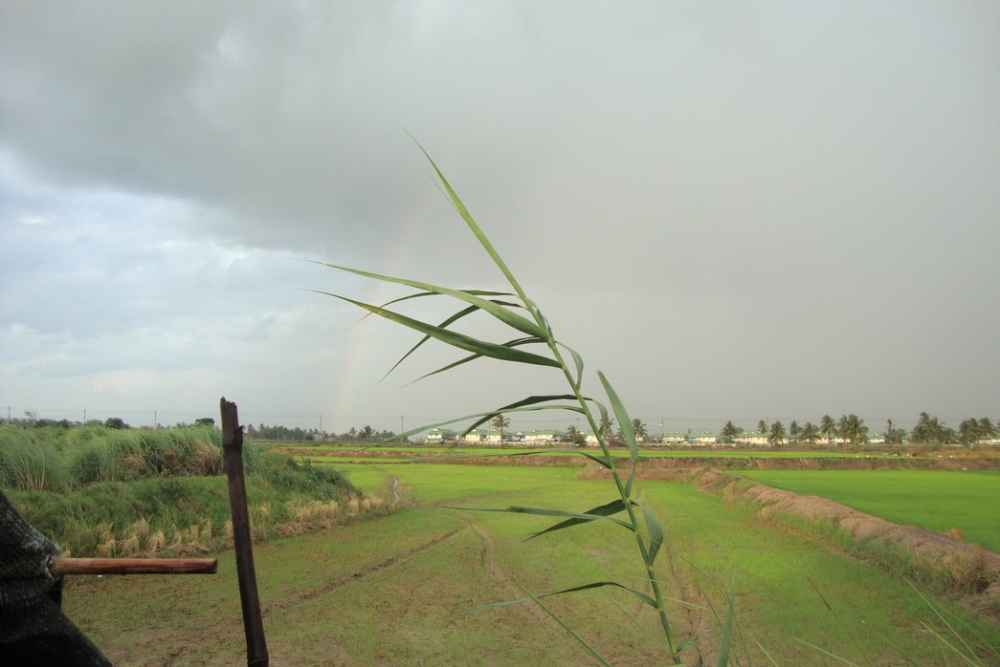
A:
[
  {"left": 312, "top": 290, "right": 560, "bottom": 368},
  {"left": 715, "top": 573, "right": 736, "bottom": 667},
  {"left": 381, "top": 303, "right": 480, "bottom": 381},
  {"left": 416, "top": 145, "right": 531, "bottom": 303},
  {"left": 411, "top": 336, "right": 546, "bottom": 387},
  {"left": 558, "top": 342, "right": 585, "bottom": 389},
  {"left": 791, "top": 638, "right": 860, "bottom": 666},
  {"left": 459, "top": 394, "right": 585, "bottom": 434},
  {"left": 514, "top": 583, "right": 613, "bottom": 667},
  {"left": 598, "top": 371, "right": 639, "bottom": 464},
  {"left": 381, "top": 301, "right": 519, "bottom": 381},
  {"left": 458, "top": 505, "right": 634, "bottom": 531},
  {"left": 463, "top": 580, "right": 658, "bottom": 614},
  {"left": 638, "top": 502, "right": 665, "bottom": 566},
  {"left": 526, "top": 499, "right": 629, "bottom": 540},
  {"left": 313, "top": 262, "right": 545, "bottom": 338}
]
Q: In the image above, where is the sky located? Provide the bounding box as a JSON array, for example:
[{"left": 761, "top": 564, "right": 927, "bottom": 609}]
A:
[{"left": 1, "top": 1, "right": 998, "bottom": 436}]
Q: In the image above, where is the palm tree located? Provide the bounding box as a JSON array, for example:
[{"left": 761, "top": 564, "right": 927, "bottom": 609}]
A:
[
  {"left": 838, "top": 415, "right": 868, "bottom": 449},
  {"left": 912, "top": 412, "right": 953, "bottom": 446},
  {"left": 885, "top": 419, "right": 906, "bottom": 445},
  {"left": 359, "top": 425, "right": 375, "bottom": 442},
  {"left": 768, "top": 421, "right": 786, "bottom": 448},
  {"left": 757, "top": 420, "right": 768, "bottom": 435},
  {"left": 789, "top": 420, "right": 801, "bottom": 444},
  {"left": 566, "top": 424, "right": 586, "bottom": 447},
  {"left": 632, "top": 418, "right": 648, "bottom": 442},
  {"left": 599, "top": 415, "right": 615, "bottom": 444},
  {"left": 799, "top": 422, "right": 820, "bottom": 445},
  {"left": 820, "top": 415, "right": 836, "bottom": 446},
  {"left": 491, "top": 413, "right": 511, "bottom": 448},
  {"left": 959, "top": 418, "right": 981, "bottom": 446},
  {"left": 979, "top": 417, "right": 998, "bottom": 442},
  {"left": 719, "top": 421, "right": 743, "bottom": 445}
]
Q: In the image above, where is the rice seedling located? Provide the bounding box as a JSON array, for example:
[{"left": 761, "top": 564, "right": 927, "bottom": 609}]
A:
[{"left": 315, "top": 148, "right": 694, "bottom": 663}]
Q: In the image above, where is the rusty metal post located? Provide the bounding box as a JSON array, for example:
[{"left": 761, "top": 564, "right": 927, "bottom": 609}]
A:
[{"left": 220, "top": 397, "right": 269, "bottom": 667}]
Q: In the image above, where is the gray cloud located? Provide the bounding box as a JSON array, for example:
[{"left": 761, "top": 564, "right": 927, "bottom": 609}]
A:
[{"left": 1, "top": 1, "right": 998, "bottom": 431}]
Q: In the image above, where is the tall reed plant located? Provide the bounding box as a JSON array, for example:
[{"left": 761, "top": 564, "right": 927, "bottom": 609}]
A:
[{"left": 315, "top": 149, "right": 702, "bottom": 664}]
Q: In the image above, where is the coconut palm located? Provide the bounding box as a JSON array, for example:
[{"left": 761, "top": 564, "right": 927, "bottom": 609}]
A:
[
  {"left": 599, "top": 415, "right": 615, "bottom": 444},
  {"left": 491, "top": 413, "right": 511, "bottom": 447},
  {"left": 979, "top": 417, "right": 998, "bottom": 441},
  {"left": 885, "top": 419, "right": 906, "bottom": 445},
  {"left": 912, "top": 412, "right": 953, "bottom": 446},
  {"left": 359, "top": 425, "right": 375, "bottom": 442},
  {"left": 799, "top": 422, "right": 820, "bottom": 445},
  {"left": 719, "top": 421, "right": 743, "bottom": 445},
  {"left": 959, "top": 418, "right": 981, "bottom": 446},
  {"left": 820, "top": 415, "right": 836, "bottom": 446},
  {"left": 757, "top": 420, "right": 768, "bottom": 435},
  {"left": 768, "top": 421, "right": 786, "bottom": 448},
  {"left": 837, "top": 415, "right": 868, "bottom": 449},
  {"left": 788, "top": 420, "right": 801, "bottom": 444},
  {"left": 566, "top": 424, "right": 586, "bottom": 447},
  {"left": 632, "top": 418, "right": 648, "bottom": 441}
]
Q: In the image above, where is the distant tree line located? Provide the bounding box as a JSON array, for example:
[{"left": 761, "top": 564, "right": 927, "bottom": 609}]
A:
[{"left": 718, "top": 412, "right": 998, "bottom": 448}]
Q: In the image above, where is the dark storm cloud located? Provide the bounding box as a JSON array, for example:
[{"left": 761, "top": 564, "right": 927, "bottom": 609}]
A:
[{"left": 1, "top": 1, "right": 998, "bottom": 429}]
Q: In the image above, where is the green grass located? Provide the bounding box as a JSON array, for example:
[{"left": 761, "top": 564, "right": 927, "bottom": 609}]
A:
[
  {"left": 64, "top": 464, "right": 1000, "bottom": 665},
  {"left": 272, "top": 442, "right": 890, "bottom": 458},
  {"left": 743, "top": 470, "right": 1000, "bottom": 551}
]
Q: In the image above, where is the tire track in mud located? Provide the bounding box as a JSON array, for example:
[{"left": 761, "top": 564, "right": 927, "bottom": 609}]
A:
[
  {"left": 261, "top": 524, "right": 467, "bottom": 613},
  {"left": 162, "top": 524, "right": 468, "bottom": 665},
  {"left": 468, "top": 523, "right": 561, "bottom": 632}
]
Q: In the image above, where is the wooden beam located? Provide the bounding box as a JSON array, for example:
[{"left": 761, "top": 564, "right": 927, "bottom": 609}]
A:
[{"left": 50, "top": 557, "right": 217, "bottom": 576}]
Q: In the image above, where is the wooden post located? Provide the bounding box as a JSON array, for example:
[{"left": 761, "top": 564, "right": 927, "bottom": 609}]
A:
[{"left": 221, "top": 397, "right": 269, "bottom": 667}]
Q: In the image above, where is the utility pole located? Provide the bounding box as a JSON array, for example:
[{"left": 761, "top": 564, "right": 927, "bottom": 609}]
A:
[
  {"left": 154, "top": 410, "right": 157, "bottom": 429},
  {"left": 319, "top": 414, "right": 322, "bottom": 432},
  {"left": 83, "top": 409, "right": 86, "bottom": 424}
]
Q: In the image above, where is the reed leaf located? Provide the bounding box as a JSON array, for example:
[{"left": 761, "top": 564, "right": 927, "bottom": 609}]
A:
[
  {"left": 598, "top": 371, "right": 639, "bottom": 466},
  {"left": 525, "top": 498, "right": 629, "bottom": 540},
  {"left": 715, "top": 573, "right": 736, "bottom": 667},
  {"left": 460, "top": 505, "right": 635, "bottom": 531},
  {"left": 460, "top": 394, "right": 586, "bottom": 434},
  {"left": 639, "top": 503, "right": 665, "bottom": 566},
  {"left": 313, "top": 262, "right": 545, "bottom": 338},
  {"left": 411, "top": 337, "right": 547, "bottom": 385},
  {"left": 312, "top": 290, "right": 560, "bottom": 368},
  {"left": 464, "top": 580, "right": 658, "bottom": 613}
]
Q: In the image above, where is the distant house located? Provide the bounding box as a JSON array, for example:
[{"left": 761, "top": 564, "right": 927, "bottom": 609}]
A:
[
  {"left": 662, "top": 431, "right": 687, "bottom": 446},
  {"left": 463, "top": 429, "right": 488, "bottom": 444},
  {"left": 523, "top": 430, "right": 561, "bottom": 445},
  {"left": 425, "top": 428, "right": 457, "bottom": 443},
  {"left": 690, "top": 430, "right": 717, "bottom": 446}
]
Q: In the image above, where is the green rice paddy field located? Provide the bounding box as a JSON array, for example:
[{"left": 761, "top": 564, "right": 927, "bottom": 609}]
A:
[
  {"left": 64, "top": 463, "right": 1000, "bottom": 666},
  {"left": 742, "top": 469, "right": 1000, "bottom": 552}
]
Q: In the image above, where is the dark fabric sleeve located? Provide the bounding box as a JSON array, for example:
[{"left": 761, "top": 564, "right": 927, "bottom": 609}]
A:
[{"left": 0, "top": 490, "right": 113, "bottom": 666}]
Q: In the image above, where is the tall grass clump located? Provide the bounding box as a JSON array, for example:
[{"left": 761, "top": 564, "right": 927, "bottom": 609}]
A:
[
  {"left": 0, "top": 424, "right": 69, "bottom": 491},
  {"left": 314, "top": 148, "right": 707, "bottom": 664}
]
